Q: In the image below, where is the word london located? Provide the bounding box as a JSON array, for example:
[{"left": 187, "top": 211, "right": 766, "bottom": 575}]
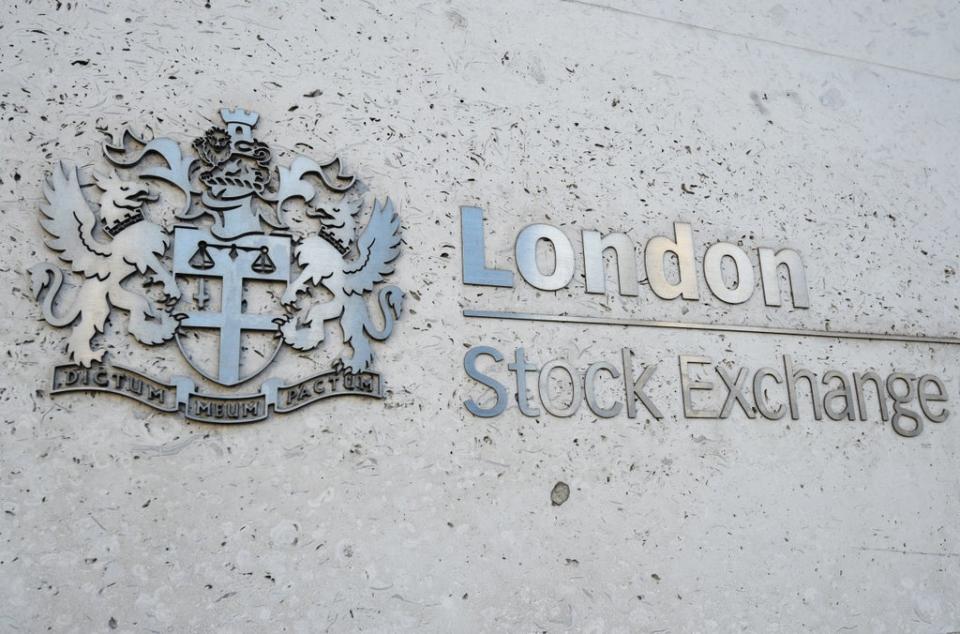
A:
[{"left": 461, "top": 207, "right": 809, "bottom": 307}]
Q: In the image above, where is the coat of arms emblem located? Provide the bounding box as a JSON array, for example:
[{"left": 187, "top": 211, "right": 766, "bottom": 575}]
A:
[{"left": 28, "top": 107, "right": 404, "bottom": 423}]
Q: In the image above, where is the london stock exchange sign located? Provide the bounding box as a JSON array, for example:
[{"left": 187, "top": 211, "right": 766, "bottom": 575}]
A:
[
  {"left": 458, "top": 208, "right": 952, "bottom": 438},
  {"left": 29, "top": 108, "right": 404, "bottom": 423}
]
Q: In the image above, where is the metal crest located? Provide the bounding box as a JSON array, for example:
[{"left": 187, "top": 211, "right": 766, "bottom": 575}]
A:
[{"left": 29, "top": 107, "right": 404, "bottom": 423}]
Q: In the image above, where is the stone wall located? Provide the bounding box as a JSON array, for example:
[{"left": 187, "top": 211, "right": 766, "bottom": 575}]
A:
[{"left": 1, "top": 0, "right": 958, "bottom": 631}]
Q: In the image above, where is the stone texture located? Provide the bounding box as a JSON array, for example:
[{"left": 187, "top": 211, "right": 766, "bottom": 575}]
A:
[{"left": 0, "top": 0, "right": 958, "bottom": 631}]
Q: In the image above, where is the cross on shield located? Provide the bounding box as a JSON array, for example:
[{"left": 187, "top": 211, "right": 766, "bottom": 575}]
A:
[{"left": 173, "top": 226, "right": 290, "bottom": 386}]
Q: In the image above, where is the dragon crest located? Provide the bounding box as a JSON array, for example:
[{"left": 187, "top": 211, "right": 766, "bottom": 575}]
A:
[{"left": 28, "top": 107, "right": 405, "bottom": 424}]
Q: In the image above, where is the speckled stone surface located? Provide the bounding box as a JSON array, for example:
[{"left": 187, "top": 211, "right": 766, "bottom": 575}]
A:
[{"left": 1, "top": 1, "right": 958, "bottom": 631}]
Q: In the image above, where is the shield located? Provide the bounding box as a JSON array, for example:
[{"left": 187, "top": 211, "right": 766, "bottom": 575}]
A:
[{"left": 172, "top": 226, "right": 291, "bottom": 386}]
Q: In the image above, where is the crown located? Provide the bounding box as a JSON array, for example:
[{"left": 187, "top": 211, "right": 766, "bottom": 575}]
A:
[
  {"left": 318, "top": 225, "right": 351, "bottom": 256},
  {"left": 220, "top": 107, "right": 259, "bottom": 127},
  {"left": 309, "top": 199, "right": 362, "bottom": 256},
  {"left": 103, "top": 210, "right": 144, "bottom": 237}
]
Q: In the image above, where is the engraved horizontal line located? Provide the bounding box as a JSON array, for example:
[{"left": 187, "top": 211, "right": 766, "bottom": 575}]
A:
[
  {"left": 560, "top": 0, "right": 959, "bottom": 83},
  {"left": 854, "top": 547, "right": 960, "bottom": 558},
  {"left": 462, "top": 309, "right": 960, "bottom": 346}
]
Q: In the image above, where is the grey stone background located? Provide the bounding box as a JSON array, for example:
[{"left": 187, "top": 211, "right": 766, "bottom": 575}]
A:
[{"left": 1, "top": 0, "right": 958, "bottom": 631}]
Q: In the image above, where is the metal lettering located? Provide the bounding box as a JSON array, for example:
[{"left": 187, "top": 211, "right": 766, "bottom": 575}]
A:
[
  {"left": 286, "top": 386, "right": 309, "bottom": 406},
  {"left": 61, "top": 368, "right": 80, "bottom": 387},
  {"left": 515, "top": 224, "right": 575, "bottom": 291},
  {"left": 582, "top": 230, "right": 639, "bottom": 296},
  {"left": 584, "top": 361, "right": 622, "bottom": 418},
  {"left": 759, "top": 247, "right": 810, "bottom": 308},
  {"left": 93, "top": 367, "right": 109, "bottom": 387},
  {"left": 822, "top": 371, "right": 856, "bottom": 421},
  {"left": 917, "top": 375, "right": 949, "bottom": 423},
  {"left": 634, "top": 365, "right": 663, "bottom": 420},
  {"left": 887, "top": 373, "right": 922, "bottom": 437},
  {"left": 538, "top": 360, "right": 582, "bottom": 418},
  {"left": 704, "top": 242, "right": 755, "bottom": 305},
  {"left": 679, "top": 355, "right": 717, "bottom": 418},
  {"left": 645, "top": 222, "right": 698, "bottom": 300},
  {"left": 508, "top": 347, "right": 540, "bottom": 417},
  {"left": 783, "top": 355, "right": 823, "bottom": 420},
  {"left": 717, "top": 365, "right": 756, "bottom": 418},
  {"left": 853, "top": 372, "right": 890, "bottom": 421},
  {"left": 753, "top": 367, "right": 785, "bottom": 420},
  {"left": 460, "top": 206, "right": 513, "bottom": 287},
  {"left": 463, "top": 346, "right": 508, "bottom": 418},
  {"left": 621, "top": 349, "right": 662, "bottom": 419}
]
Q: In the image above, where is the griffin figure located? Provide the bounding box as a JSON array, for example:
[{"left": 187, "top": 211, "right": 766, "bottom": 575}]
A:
[
  {"left": 29, "top": 163, "right": 181, "bottom": 365},
  {"left": 280, "top": 197, "right": 404, "bottom": 373}
]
